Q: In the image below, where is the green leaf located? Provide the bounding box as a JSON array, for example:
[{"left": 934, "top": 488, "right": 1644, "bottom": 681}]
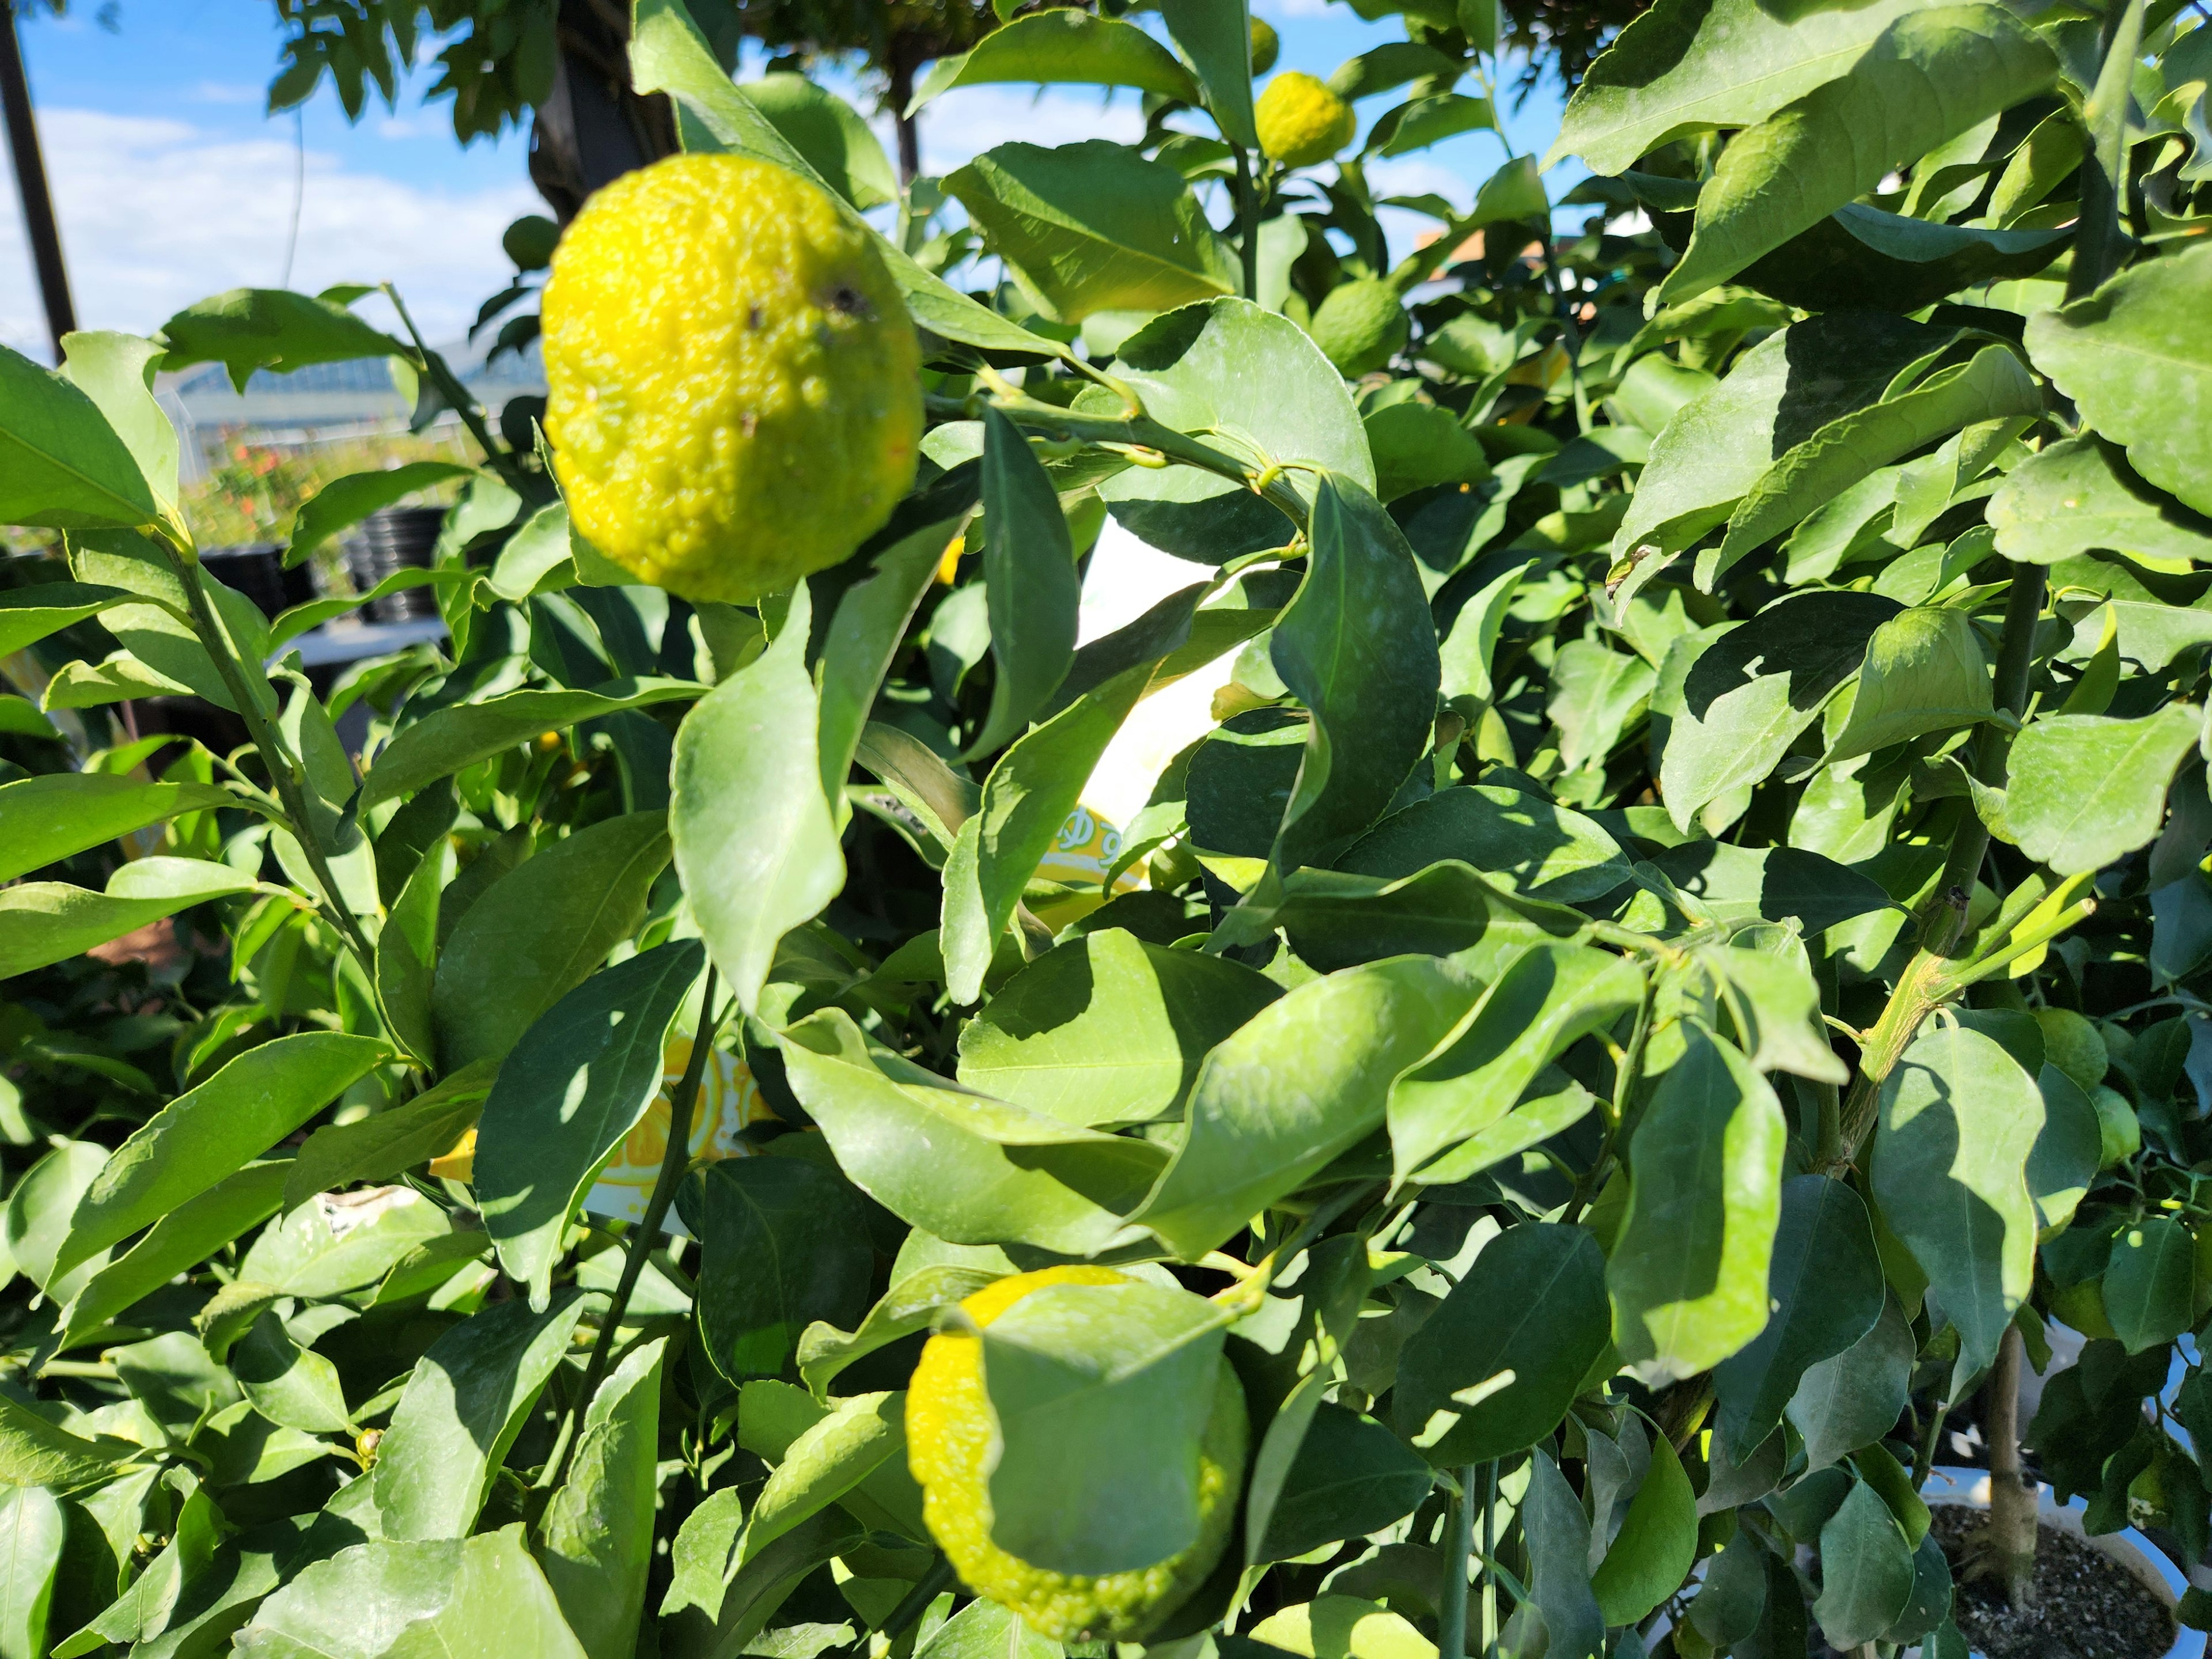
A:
[
  {"left": 1871, "top": 1024, "right": 2041, "bottom": 1384},
  {"left": 912, "top": 9, "right": 1202, "bottom": 111},
  {"left": 699, "top": 1157, "right": 873, "bottom": 1384},
  {"left": 968, "top": 408, "right": 1080, "bottom": 756},
  {"left": 979, "top": 1277, "right": 1234, "bottom": 1574},
  {"left": 1613, "top": 313, "right": 1940, "bottom": 573},
  {"left": 2025, "top": 238, "right": 2212, "bottom": 517},
  {"left": 0, "top": 1485, "right": 63, "bottom": 1659},
  {"left": 941, "top": 664, "right": 1150, "bottom": 1003},
  {"left": 1271, "top": 862, "right": 1563, "bottom": 978},
  {"left": 1735, "top": 203, "right": 2068, "bottom": 315},
  {"left": 1658, "top": 591, "right": 1903, "bottom": 831},
  {"left": 1657, "top": 7, "right": 2056, "bottom": 305},
  {"left": 799, "top": 1256, "right": 1010, "bottom": 1400},
  {"left": 1253, "top": 1403, "right": 1432, "bottom": 1563},
  {"left": 359, "top": 1292, "right": 589, "bottom": 1541},
  {"left": 59, "top": 330, "right": 179, "bottom": 522},
  {"left": 1520, "top": 1449, "right": 1605, "bottom": 1659},
  {"left": 1647, "top": 841, "right": 1895, "bottom": 935},
  {"left": 741, "top": 1389, "right": 916, "bottom": 1562},
  {"left": 1712, "top": 1176, "right": 1885, "bottom": 1461},
  {"left": 1370, "top": 93, "right": 1495, "bottom": 158},
  {"left": 741, "top": 74, "right": 896, "bottom": 210},
  {"left": 1609, "top": 1024, "right": 1787, "bottom": 1385},
  {"left": 287, "top": 462, "right": 472, "bottom": 566},
  {"left": 1131, "top": 955, "right": 1482, "bottom": 1259},
  {"left": 1826, "top": 606, "right": 1994, "bottom": 764},
  {"left": 629, "top": 0, "right": 1063, "bottom": 361},
  {"left": 1160, "top": 0, "right": 1259, "bottom": 149},
  {"left": 431, "top": 810, "right": 671, "bottom": 1068},
  {"left": 358, "top": 678, "right": 701, "bottom": 813},
  {"left": 1547, "top": 639, "right": 1657, "bottom": 777},
  {"left": 2028, "top": 1063, "right": 2101, "bottom": 1234},
  {"left": 947, "top": 142, "right": 1236, "bottom": 325},
  {"left": 0, "top": 855, "right": 259, "bottom": 980},
  {"left": 1365, "top": 402, "right": 1491, "bottom": 506},
  {"left": 1388, "top": 943, "right": 1643, "bottom": 1185},
  {"left": 2004, "top": 704, "right": 2201, "bottom": 876},
  {"left": 1098, "top": 298, "right": 1373, "bottom": 557},
  {"left": 1590, "top": 1434, "right": 1697, "bottom": 1628},
  {"left": 233, "top": 1309, "right": 353, "bottom": 1433},
  {"left": 58, "top": 1161, "right": 287, "bottom": 1346},
  {"left": 1991, "top": 438, "right": 2212, "bottom": 566},
  {"left": 0, "top": 341, "right": 160, "bottom": 531},
  {"left": 2105, "top": 1215, "right": 2195, "bottom": 1354},
  {"left": 54, "top": 1032, "right": 385, "bottom": 1279},
  {"left": 779, "top": 1008, "right": 1165, "bottom": 1256},
  {"left": 1344, "top": 785, "right": 1633, "bottom": 906},
  {"left": 283, "top": 1059, "right": 497, "bottom": 1213},
  {"left": 1548, "top": 0, "right": 1928, "bottom": 175},
  {"left": 536, "top": 1339, "right": 664, "bottom": 1658},
  {"left": 233, "top": 1526, "right": 586, "bottom": 1659},
  {"left": 374, "top": 836, "right": 448, "bottom": 1067},
  {"left": 956, "top": 928, "right": 1281, "bottom": 1128},
  {"left": 1394, "top": 1222, "right": 1611, "bottom": 1465},
  {"left": 1272, "top": 475, "right": 1441, "bottom": 869},
  {"left": 0, "top": 581, "right": 128, "bottom": 656},
  {"left": 0, "top": 1393, "right": 134, "bottom": 1491},
  {"left": 1700, "top": 933, "right": 1849, "bottom": 1084},
  {"left": 3, "top": 1141, "right": 109, "bottom": 1297},
  {"left": 1812, "top": 1481, "right": 1915, "bottom": 1649},
  {"left": 674, "top": 588, "right": 843, "bottom": 1017},
  {"left": 241, "top": 1187, "right": 454, "bottom": 1297},
  {"left": 0, "top": 773, "right": 233, "bottom": 884},
  {"left": 476, "top": 941, "right": 705, "bottom": 1308},
  {"left": 157, "top": 287, "right": 403, "bottom": 391},
  {"left": 1709, "top": 344, "right": 2041, "bottom": 584}
]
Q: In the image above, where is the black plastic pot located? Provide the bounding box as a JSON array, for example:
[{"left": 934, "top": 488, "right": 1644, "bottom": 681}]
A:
[
  {"left": 344, "top": 507, "right": 446, "bottom": 622},
  {"left": 200, "top": 542, "right": 317, "bottom": 621}
]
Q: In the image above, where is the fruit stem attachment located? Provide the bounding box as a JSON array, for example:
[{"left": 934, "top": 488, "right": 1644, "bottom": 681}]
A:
[{"left": 546, "top": 962, "right": 722, "bottom": 1491}]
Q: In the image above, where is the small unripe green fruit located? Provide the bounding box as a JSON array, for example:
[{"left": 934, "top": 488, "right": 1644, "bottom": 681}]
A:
[
  {"left": 1309, "top": 278, "right": 1409, "bottom": 376},
  {"left": 1249, "top": 17, "right": 1279, "bottom": 75},
  {"left": 2092, "top": 1084, "right": 2141, "bottom": 1169},
  {"left": 2033, "top": 1006, "right": 2108, "bottom": 1093}
]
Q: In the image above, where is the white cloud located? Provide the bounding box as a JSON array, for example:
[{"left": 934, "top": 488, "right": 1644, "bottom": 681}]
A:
[
  {"left": 190, "top": 81, "right": 263, "bottom": 107},
  {"left": 0, "top": 108, "right": 537, "bottom": 359},
  {"left": 893, "top": 83, "right": 1149, "bottom": 176}
]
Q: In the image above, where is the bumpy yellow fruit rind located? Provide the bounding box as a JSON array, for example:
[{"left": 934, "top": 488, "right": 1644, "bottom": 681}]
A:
[
  {"left": 1256, "top": 73, "right": 1357, "bottom": 168},
  {"left": 907, "top": 1266, "right": 1248, "bottom": 1643},
  {"left": 541, "top": 153, "right": 922, "bottom": 604}
]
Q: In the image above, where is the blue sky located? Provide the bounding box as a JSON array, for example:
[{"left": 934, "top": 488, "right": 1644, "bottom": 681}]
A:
[{"left": 2, "top": 0, "right": 1569, "bottom": 360}]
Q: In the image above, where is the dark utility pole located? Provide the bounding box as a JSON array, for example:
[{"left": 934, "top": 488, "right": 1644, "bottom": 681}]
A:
[{"left": 0, "top": 0, "right": 76, "bottom": 361}]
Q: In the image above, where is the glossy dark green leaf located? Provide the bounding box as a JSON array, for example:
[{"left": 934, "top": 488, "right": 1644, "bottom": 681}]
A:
[
  {"left": 941, "top": 662, "right": 1150, "bottom": 1003},
  {"left": 1275, "top": 861, "right": 1567, "bottom": 975},
  {"left": 1712, "top": 1176, "right": 1885, "bottom": 1460},
  {"left": 0, "top": 341, "right": 162, "bottom": 532},
  {"left": 1549, "top": 0, "right": 1926, "bottom": 174},
  {"left": 0, "top": 1484, "right": 63, "bottom": 1659},
  {"left": 374, "top": 836, "right": 448, "bottom": 1067},
  {"left": 536, "top": 1338, "right": 664, "bottom": 1658},
  {"left": 1990, "top": 436, "right": 2212, "bottom": 567},
  {"left": 0, "top": 857, "right": 260, "bottom": 980},
  {"left": 948, "top": 142, "right": 1234, "bottom": 325},
  {"left": 912, "top": 8, "right": 1202, "bottom": 109},
  {"left": 1253, "top": 1403, "right": 1432, "bottom": 1563},
  {"left": 2029, "top": 1062, "right": 2102, "bottom": 1234},
  {"left": 287, "top": 462, "right": 472, "bottom": 566},
  {"left": 1394, "top": 1222, "right": 1610, "bottom": 1465},
  {"left": 1342, "top": 785, "right": 1633, "bottom": 904},
  {"left": 967, "top": 408, "right": 1080, "bottom": 756},
  {"left": 1731, "top": 203, "right": 2067, "bottom": 313},
  {"left": 1591, "top": 1433, "right": 1697, "bottom": 1628},
  {"left": 1131, "top": 955, "right": 1482, "bottom": 1259},
  {"left": 2026, "top": 238, "right": 2212, "bottom": 517},
  {"left": 433, "top": 811, "right": 671, "bottom": 1069},
  {"left": 956, "top": 928, "right": 1281, "bottom": 1127},
  {"left": 980, "top": 1277, "right": 1234, "bottom": 1574},
  {"left": 0, "top": 581, "right": 128, "bottom": 656},
  {"left": 1649, "top": 840, "right": 1896, "bottom": 935},
  {"left": 2105, "top": 1215, "right": 2195, "bottom": 1354},
  {"left": 353, "top": 1291, "right": 588, "bottom": 1541},
  {"left": 780, "top": 1007, "right": 1165, "bottom": 1256},
  {"left": 1872, "top": 1024, "right": 2041, "bottom": 1382},
  {"left": 1826, "top": 605, "right": 1993, "bottom": 763},
  {"left": 742, "top": 73, "right": 896, "bottom": 210},
  {"left": 241, "top": 1188, "right": 454, "bottom": 1298},
  {"left": 1272, "top": 475, "right": 1441, "bottom": 869},
  {"left": 55, "top": 1032, "right": 385, "bottom": 1279},
  {"left": 2005, "top": 706, "right": 2202, "bottom": 876},
  {"left": 0, "top": 774, "right": 232, "bottom": 884},
  {"left": 1658, "top": 8, "right": 2055, "bottom": 304},
  {"left": 233, "top": 1310, "right": 353, "bottom": 1434},
  {"left": 797, "top": 1247, "right": 1012, "bottom": 1400},
  {"left": 1521, "top": 1449, "right": 1605, "bottom": 1659},
  {"left": 1812, "top": 1480, "right": 1915, "bottom": 1649},
  {"left": 700, "top": 1157, "right": 873, "bottom": 1383},
  {"left": 476, "top": 940, "right": 705, "bottom": 1307},
  {"left": 1160, "top": 0, "right": 1259, "bottom": 149},
  {"left": 1388, "top": 943, "right": 1642, "bottom": 1184},
  {"left": 283, "top": 1059, "right": 497, "bottom": 1213},
  {"left": 741, "top": 1387, "right": 918, "bottom": 1561},
  {"left": 58, "top": 1161, "right": 287, "bottom": 1346},
  {"left": 157, "top": 287, "right": 402, "bottom": 391},
  {"left": 1609, "top": 1024, "right": 1786, "bottom": 1385},
  {"left": 0, "top": 1393, "right": 134, "bottom": 1491}
]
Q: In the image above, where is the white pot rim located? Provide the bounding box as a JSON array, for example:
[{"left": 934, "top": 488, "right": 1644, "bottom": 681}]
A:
[{"left": 1921, "top": 1463, "right": 2205, "bottom": 1659}]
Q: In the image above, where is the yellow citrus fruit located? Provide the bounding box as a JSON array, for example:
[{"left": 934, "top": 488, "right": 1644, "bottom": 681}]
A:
[
  {"left": 906, "top": 1266, "right": 1248, "bottom": 1642},
  {"left": 1310, "top": 278, "right": 1410, "bottom": 376},
  {"left": 541, "top": 153, "right": 922, "bottom": 604},
  {"left": 1256, "top": 73, "right": 1357, "bottom": 169},
  {"left": 1249, "top": 17, "right": 1281, "bottom": 75}
]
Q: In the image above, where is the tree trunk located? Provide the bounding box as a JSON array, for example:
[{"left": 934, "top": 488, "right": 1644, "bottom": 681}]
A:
[
  {"left": 528, "top": 0, "right": 680, "bottom": 222},
  {"left": 887, "top": 36, "right": 921, "bottom": 184},
  {"left": 1986, "top": 1323, "right": 2039, "bottom": 1611}
]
